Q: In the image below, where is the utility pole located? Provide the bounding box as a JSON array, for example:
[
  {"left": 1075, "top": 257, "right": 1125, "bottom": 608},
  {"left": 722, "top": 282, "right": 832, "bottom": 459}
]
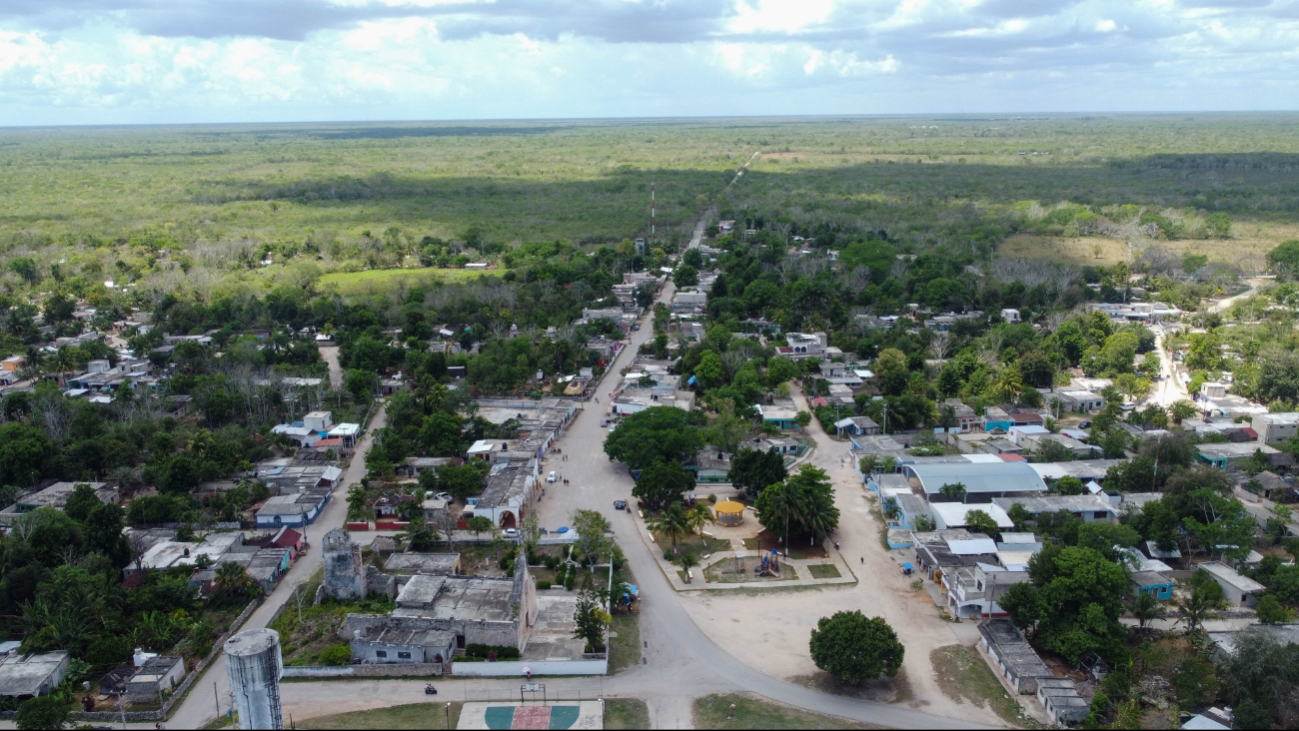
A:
[
  {"left": 214, "top": 681, "right": 221, "bottom": 721},
  {"left": 115, "top": 691, "right": 127, "bottom": 730}
]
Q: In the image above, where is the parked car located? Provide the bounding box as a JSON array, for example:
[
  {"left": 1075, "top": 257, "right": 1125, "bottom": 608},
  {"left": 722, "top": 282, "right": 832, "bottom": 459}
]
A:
[
  {"left": 1079, "top": 420, "right": 1092, "bottom": 429},
  {"left": 503, "top": 528, "right": 520, "bottom": 539},
  {"left": 613, "top": 500, "right": 628, "bottom": 510},
  {"left": 434, "top": 492, "right": 452, "bottom": 501},
  {"left": 547, "top": 471, "right": 557, "bottom": 483},
  {"left": 601, "top": 418, "right": 609, "bottom": 427}
]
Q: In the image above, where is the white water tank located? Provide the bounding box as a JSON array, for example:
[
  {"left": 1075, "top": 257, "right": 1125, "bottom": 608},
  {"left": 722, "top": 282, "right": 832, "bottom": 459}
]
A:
[{"left": 225, "top": 628, "right": 283, "bottom": 730}]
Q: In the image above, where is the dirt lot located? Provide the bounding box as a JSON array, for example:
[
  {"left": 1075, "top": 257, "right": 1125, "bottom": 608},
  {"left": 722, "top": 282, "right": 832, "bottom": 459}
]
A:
[{"left": 999, "top": 230, "right": 1286, "bottom": 268}]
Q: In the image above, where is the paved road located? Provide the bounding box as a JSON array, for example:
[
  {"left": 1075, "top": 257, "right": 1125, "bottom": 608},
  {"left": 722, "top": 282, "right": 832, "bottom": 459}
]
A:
[
  {"left": 525, "top": 218, "right": 993, "bottom": 729},
  {"left": 169, "top": 402, "right": 389, "bottom": 729}
]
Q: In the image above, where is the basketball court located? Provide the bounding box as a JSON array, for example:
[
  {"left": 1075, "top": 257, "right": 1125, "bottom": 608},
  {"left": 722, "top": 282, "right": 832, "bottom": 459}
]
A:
[{"left": 456, "top": 700, "right": 603, "bottom": 730}]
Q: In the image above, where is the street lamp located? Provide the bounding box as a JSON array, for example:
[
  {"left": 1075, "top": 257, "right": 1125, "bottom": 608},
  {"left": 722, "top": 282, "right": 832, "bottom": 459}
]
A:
[{"left": 445, "top": 701, "right": 451, "bottom": 730}]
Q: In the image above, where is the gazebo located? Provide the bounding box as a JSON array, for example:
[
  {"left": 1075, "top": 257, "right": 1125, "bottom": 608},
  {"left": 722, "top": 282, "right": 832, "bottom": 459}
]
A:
[{"left": 714, "top": 500, "right": 745, "bottom": 527}]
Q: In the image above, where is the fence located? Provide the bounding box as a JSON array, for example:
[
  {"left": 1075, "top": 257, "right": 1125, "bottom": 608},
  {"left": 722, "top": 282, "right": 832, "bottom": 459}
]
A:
[
  {"left": 283, "top": 662, "right": 444, "bottom": 678},
  {"left": 450, "top": 659, "right": 608, "bottom": 677},
  {"left": 461, "top": 687, "right": 607, "bottom": 703}
]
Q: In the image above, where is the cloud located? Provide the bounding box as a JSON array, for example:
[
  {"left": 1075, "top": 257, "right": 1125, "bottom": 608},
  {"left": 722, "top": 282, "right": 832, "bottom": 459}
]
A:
[{"left": 0, "top": 0, "right": 1296, "bottom": 123}]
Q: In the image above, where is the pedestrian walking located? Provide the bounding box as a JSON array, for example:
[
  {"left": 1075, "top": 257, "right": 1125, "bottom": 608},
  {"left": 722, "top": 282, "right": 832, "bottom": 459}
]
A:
[
  {"left": 860, "top": 557, "right": 864, "bottom": 564},
  {"left": 835, "top": 541, "right": 840, "bottom": 551}
]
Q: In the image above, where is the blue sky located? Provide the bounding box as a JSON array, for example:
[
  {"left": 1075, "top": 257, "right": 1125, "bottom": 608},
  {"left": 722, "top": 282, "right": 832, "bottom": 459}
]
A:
[{"left": 1, "top": 0, "right": 1296, "bottom": 125}]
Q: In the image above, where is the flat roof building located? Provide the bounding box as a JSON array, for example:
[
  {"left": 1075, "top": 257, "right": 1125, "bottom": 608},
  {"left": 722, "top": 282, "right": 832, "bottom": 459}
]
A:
[
  {"left": 904, "top": 462, "right": 1048, "bottom": 503},
  {"left": 0, "top": 651, "right": 70, "bottom": 698}
]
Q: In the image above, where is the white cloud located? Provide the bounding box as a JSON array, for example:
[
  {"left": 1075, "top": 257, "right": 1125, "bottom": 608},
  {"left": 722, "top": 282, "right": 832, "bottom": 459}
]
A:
[{"left": 0, "top": 0, "right": 1295, "bottom": 123}]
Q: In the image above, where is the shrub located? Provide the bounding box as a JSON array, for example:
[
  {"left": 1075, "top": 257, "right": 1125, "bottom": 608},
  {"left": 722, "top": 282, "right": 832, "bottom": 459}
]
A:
[
  {"left": 319, "top": 644, "right": 353, "bottom": 666},
  {"left": 536, "top": 581, "right": 552, "bottom": 590},
  {"left": 564, "top": 573, "right": 576, "bottom": 591},
  {"left": 707, "top": 493, "right": 717, "bottom": 503},
  {"left": 544, "top": 555, "right": 561, "bottom": 570}
]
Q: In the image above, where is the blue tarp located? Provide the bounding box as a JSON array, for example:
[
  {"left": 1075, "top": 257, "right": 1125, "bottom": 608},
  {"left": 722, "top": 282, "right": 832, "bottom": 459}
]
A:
[{"left": 688, "top": 375, "right": 697, "bottom": 385}]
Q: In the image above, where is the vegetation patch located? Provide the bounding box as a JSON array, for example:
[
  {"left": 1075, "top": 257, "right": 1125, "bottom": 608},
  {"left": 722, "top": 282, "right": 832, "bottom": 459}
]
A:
[
  {"left": 930, "top": 645, "right": 1040, "bottom": 729},
  {"left": 604, "top": 698, "right": 650, "bottom": 730},
  {"left": 692, "top": 692, "right": 884, "bottom": 730},
  {"left": 300, "top": 702, "right": 462, "bottom": 730},
  {"left": 807, "top": 563, "right": 841, "bottom": 579},
  {"left": 318, "top": 267, "right": 494, "bottom": 296}
]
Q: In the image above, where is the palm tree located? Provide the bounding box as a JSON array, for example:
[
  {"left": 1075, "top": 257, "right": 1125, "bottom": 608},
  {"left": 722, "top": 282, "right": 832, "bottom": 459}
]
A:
[
  {"left": 649, "top": 503, "right": 690, "bottom": 548},
  {"left": 686, "top": 503, "right": 715, "bottom": 535},
  {"left": 1130, "top": 591, "right": 1168, "bottom": 629},
  {"left": 215, "top": 561, "right": 255, "bottom": 598},
  {"left": 678, "top": 552, "right": 699, "bottom": 582},
  {"left": 1168, "top": 401, "right": 1198, "bottom": 426},
  {"left": 1176, "top": 590, "right": 1217, "bottom": 636}
]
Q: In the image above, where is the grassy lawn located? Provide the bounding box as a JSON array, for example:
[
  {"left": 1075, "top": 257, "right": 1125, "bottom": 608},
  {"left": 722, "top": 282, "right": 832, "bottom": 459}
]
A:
[
  {"left": 604, "top": 698, "right": 650, "bottom": 730},
  {"left": 300, "top": 702, "right": 462, "bottom": 730},
  {"left": 693, "top": 693, "right": 884, "bottom": 730},
  {"left": 318, "top": 267, "right": 494, "bottom": 296},
  {"left": 269, "top": 568, "right": 396, "bottom": 666},
  {"left": 703, "top": 555, "right": 795, "bottom": 584},
  {"left": 608, "top": 562, "right": 642, "bottom": 673},
  {"left": 743, "top": 532, "right": 829, "bottom": 560},
  {"left": 931, "top": 645, "right": 1042, "bottom": 729},
  {"left": 808, "top": 563, "right": 842, "bottom": 579}
]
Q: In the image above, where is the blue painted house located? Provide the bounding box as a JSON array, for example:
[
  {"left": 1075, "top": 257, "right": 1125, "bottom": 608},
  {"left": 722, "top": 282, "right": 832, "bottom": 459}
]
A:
[{"left": 1131, "top": 571, "right": 1174, "bottom": 600}]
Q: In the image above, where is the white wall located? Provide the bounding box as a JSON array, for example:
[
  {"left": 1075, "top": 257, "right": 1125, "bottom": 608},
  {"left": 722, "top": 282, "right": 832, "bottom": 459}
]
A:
[{"left": 450, "top": 659, "right": 607, "bottom": 677}]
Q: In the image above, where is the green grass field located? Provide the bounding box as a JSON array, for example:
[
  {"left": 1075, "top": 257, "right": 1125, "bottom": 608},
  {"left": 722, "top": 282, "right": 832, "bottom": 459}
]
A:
[
  {"left": 930, "top": 645, "right": 1041, "bottom": 729},
  {"left": 317, "top": 267, "right": 495, "bottom": 295},
  {"left": 604, "top": 698, "right": 650, "bottom": 730},
  {"left": 692, "top": 693, "right": 884, "bottom": 730},
  {"left": 299, "top": 702, "right": 462, "bottom": 730}
]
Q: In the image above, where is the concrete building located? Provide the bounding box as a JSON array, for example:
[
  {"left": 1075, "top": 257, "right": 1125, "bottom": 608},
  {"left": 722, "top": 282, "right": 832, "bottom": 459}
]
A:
[
  {"left": 904, "top": 461, "right": 1049, "bottom": 504},
  {"left": 939, "top": 399, "right": 981, "bottom": 433},
  {"left": 834, "top": 416, "right": 879, "bottom": 436},
  {"left": 930, "top": 502, "right": 1014, "bottom": 531},
  {"left": 254, "top": 489, "right": 331, "bottom": 528},
  {"left": 946, "top": 565, "right": 1030, "bottom": 618},
  {"left": 992, "top": 495, "right": 1118, "bottom": 524},
  {"left": 384, "top": 553, "right": 462, "bottom": 576},
  {"left": 0, "top": 651, "right": 70, "bottom": 698},
  {"left": 757, "top": 400, "right": 800, "bottom": 430},
  {"left": 1130, "top": 571, "right": 1175, "bottom": 601},
  {"left": 1253, "top": 412, "right": 1299, "bottom": 446},
  {"left": 777, "top": 332, "right": 828, "bottom": 360},
  {"left": 1197, "top": 561, "right": 1266, "bottom": 608},
  {"left": 1036, "top": 678, "right": 1089, "bottom": 726},
  {"left": 0, "top": 481, "right": 117, "bottom": 525},
  {"left": 1197, "top": 442, "right": 1281, "bottom": 470},
  {"left": 977, "top": 620, "right": 1052, "bottom": 695},
  {"left": 125, "top": 656, "right": 185, "bottom": 703},
  {"left": 322, "top": 528, "right": 367, "bottom": 601}
]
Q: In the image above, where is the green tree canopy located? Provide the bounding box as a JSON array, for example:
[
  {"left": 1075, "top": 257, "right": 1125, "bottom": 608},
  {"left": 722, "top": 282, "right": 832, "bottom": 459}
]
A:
[
  {"left": 603, "top": 406, "right": 704, "bottom": 471},
  {"left": 809, "top": 611, "right": 905, "bottom": 683},
  {"left": 633, "top": 460, "right": 696, "bottom": 510},
  {"left": 728, "top": 447, "right": 788, "bottom": 497}
]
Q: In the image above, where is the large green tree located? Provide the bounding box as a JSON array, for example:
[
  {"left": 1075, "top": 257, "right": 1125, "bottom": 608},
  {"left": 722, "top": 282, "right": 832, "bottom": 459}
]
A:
[
  {"left": 603, "top": 406, "right": 703, "bottom": 471},
  {"left": 755, "top": 465, "right": 839, "bottom": 547},
  {"left": 809, "top": 611, "right": 905, "bottom": 683},
  {"left": 632, "top": 461, "right": 696, "bottom": 511},
  {"left": 0, "top": 422, "right": 53, "bottom": 488},
  {"left": 728, "top": 447, "right": 787, "bottom": 497},
  {"left": 1000, "top": 544, "right": 1129, "bottom": 664}
]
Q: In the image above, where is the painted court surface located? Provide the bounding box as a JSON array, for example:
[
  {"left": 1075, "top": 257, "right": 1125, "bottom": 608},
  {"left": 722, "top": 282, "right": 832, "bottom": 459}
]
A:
[{"left": 457, "top": 701, "right": 603, "bottom": 730}]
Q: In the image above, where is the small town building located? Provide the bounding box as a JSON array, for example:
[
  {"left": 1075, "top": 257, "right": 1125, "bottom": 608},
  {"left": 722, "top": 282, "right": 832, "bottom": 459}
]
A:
[
  {"left": 714, "top": 500, "right": 745, "bottom": 526},
  {"left": 125, "top": 656, "right": 185, "bottom": 703},
  {"left": 0, "top": 651, "right": 70, "bottom": 698},
  {"left": 977, "top": 619, "right": 1052, "bottom": 695},
  {"left": 384, "top": 553, "right": 463, "bottom": 576},
  {"left": 1197, "top": 561, "right": 1266, "bottom": 608}
]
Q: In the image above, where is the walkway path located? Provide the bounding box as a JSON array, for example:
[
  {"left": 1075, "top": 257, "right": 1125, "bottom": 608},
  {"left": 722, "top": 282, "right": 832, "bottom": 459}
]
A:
[{"left": 318, "top": 344, "right": 343, "bottom": 390}]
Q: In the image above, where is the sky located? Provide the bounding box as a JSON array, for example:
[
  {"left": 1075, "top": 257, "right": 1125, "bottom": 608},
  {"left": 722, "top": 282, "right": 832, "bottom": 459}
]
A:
[{"left": 0, "top": 0, "right": 1296, "bottom": 126}]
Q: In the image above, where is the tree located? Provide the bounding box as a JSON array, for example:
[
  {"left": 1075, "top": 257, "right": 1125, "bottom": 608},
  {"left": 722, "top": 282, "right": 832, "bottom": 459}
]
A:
[
  {"left": 1256, "top": 594, "right": 1291, "bottom": 624},
  {"left": 1053, "top": 476, "right": 1084, "bottom": 496},
  {"left": 215, "top": 561, "right": 256, "bottom": 598},
  {"left": 678, "top": 552, "right": 699, "bottom": 580},
  {"left": 938, "top": 482, "right": 966, "bottom": 503},
  {"left": 766, "top": 356, "right": 798, "bottom": 387},
  {"left": 0, "top": 423, "right": 53, "bottom": 488},
  {"left": 346, "top": 484, "right": 368, "bottom": 520},
  {"left": 648, "top": 503, "right": 689, "bottom": 549},
  {"left": 1267, "top": 239, "right": 1299, "bottom": 279},
  {"left": 633, "top": 460, "right": 696, "bottom": 510},
  {"left": 686, "top": 503, "right": 715, "bottom": 535},
  {"left": 673, "top": 264, "right": 699, "bottom": 288},
  {"left": 603, "top": 406, "right": 704, "bottom": 471},
  {"left": 1168, "top": 400, "right": 1198, "bottom": 426},
  {"left": 572, "top": 580, "right": 611, "bottom": 652},
  {"left": 15, "top": 695, "right": 69, "bottom": 730},
  {"left": 571, "top": 509, "right": 612, "bottom": 568},
  {"left": 1176, "top": 578, "right": 1222, "bottom": 636},
  {"left": 466, "top": 515, "right": 494, "bottom": 541},
  {"left": 1007, "top": 503, "right": 1031, "bottom": 532},
  {"left": 1129, "top": 590, "right": 1167, "bottom": 629},
  {"left": 756, "top": 466, "right": 838, "bottom": 547},
  {"left": 433, "top": 461, "right": 489, "bottom": 500},
  {"left": 808, "top": 611, "right": 905, "bottom": 683},
  {"left": 693, "top": 351, "right": 724, "bottom": 390},
  {"left": 794, "top": 411, "right": 812, "bottom": 429},
  {"left": 1000, "top": 545, "right": 1130, "bottom": 664},
  {"left": 62, "top": 483, "right": 100, "bottom": 522},
  {"left": 964, "top": 509, "right": 1000, "bottom": 537},
  {"left": 399, "top": 517, "right": 439, "bottom": 552},
  {"left": 728, "top": 447, "right": 787, "bottom": 497}
]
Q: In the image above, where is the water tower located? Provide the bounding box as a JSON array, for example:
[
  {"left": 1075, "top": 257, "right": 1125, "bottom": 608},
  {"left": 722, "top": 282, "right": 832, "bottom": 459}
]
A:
[{"left": 225, "top": 627, "right": 283, "bottom": 730}]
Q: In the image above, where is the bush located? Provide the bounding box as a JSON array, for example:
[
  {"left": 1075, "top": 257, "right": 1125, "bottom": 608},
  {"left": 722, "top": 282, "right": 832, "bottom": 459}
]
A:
[
  {"left": 707, "top": 493, "right": 717, "bottom": 503},
  {"left": 536, "top": 581, "right": 552, "bottom": 590},
  {"left": 564, "top": 573, "right": 576, "bottom": 591},
  {"left": 544, "top": 555, "right": 561, "bottom": 570},
  {"left": 319, "top": 644, "right": 353, "bottom": 666}
]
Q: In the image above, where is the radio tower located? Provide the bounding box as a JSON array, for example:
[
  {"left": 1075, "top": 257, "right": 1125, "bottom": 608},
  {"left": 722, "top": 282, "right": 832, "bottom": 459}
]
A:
[{"left": 651, "top": 182, "right": 656, "bottom": 243}]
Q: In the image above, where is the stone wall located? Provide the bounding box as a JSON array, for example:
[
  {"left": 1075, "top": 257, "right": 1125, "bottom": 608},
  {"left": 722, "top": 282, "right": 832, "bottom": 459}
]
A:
[
  {"left": 282, "top": 662, "right": 444, "bottom": 678},
  {"left": 340, "top": 612, "right": 519, "bottom": 649},
  {"left": 322, "top": 528, "right": 366, "bottom": 600}
]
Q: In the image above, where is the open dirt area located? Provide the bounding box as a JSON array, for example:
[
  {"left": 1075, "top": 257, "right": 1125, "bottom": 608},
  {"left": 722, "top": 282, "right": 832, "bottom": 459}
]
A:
[
  {"left": 676, "top": 390, "right": 1007, "bottom": 727},
  {"left": 999, "top": 230, "right": 1289, "bottom": 268}
]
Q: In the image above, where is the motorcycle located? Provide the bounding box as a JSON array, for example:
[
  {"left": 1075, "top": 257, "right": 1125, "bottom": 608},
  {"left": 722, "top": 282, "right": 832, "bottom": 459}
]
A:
[{"left": 425, "top": 684, "right": 438, "bottom": 695}]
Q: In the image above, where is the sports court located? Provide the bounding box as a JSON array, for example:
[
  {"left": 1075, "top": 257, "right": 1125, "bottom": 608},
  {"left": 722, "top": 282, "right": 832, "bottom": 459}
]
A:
[{"left": 456, "top": 700, "right": 604, "bottom": 730}]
